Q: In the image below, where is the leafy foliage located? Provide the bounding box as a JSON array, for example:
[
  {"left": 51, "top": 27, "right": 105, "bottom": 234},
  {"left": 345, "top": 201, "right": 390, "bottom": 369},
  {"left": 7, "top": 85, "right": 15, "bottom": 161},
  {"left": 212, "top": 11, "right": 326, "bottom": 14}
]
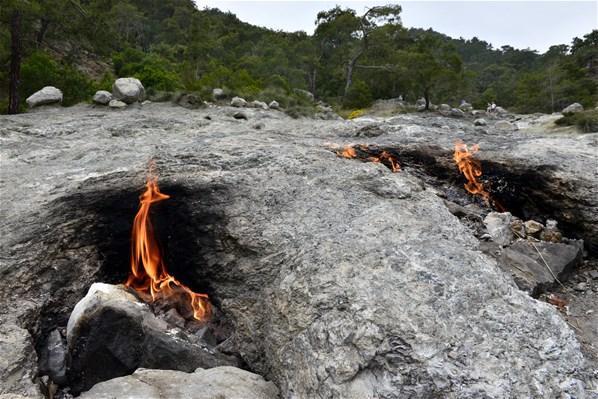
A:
[
  {"left": 0, "top": 0, "right": 596, "bottom": 113},
  {"left": 555, "top": 110, "right": 598, "bottom": 133}
]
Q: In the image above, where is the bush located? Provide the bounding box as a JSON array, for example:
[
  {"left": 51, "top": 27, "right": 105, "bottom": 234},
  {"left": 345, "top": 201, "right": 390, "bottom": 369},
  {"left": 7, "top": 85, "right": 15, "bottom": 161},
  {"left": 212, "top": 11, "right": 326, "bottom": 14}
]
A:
[
  {"left": 343, "top": 80, "right": 373, "bottom": 109},
  {"left": 113, "top": 49, "right": 181, "bottom": 92},
  {"left": 555, "top": 110, "right": 598, "bottom": 133},
  {"left": 347, "top": 109, "right": 366, "bottom": 119},
  {"left": 20, "top": 51, "right": 94, "bottom": 106}
]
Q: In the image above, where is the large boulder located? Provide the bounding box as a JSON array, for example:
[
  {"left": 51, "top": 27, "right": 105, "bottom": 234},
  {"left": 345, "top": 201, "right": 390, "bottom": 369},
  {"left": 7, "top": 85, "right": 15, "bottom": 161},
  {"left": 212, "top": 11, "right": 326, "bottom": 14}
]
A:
[
  {"left": 450, "top": 108, "right": 465, "bottom": 118},
  {"left": 66, "top": 283, "right": 238, "bottom": 393},
  {"left": 459, "top": 101, "right": 473, "bottom": 112},
  {"left": 92, "top": 91, "right": 112, "bottom": 105},
  {"left": 249, "top": 100, "right": 268, "bottom": 110},
  {"left": 108, "top": 99, "right": 126, "bottom": 109},
  {"left": 562, "top": 103, "right": 584, "bottom": 114},
  {"left": 268, "top": 100, "right": 280, "bottom": 110},
  {"left": 78, "top": 367, "right": 279, "bottom": 399},
  {"left": 112, "top": 78, "right": 145, "bottom": 104},
  {"left": 26, "top": 86, "right": 62, "bottom": 108}
]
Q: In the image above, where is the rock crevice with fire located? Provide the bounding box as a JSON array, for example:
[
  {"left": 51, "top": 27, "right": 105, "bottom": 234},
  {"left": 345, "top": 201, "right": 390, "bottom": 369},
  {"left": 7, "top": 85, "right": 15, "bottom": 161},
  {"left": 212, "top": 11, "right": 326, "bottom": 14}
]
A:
[{"left": 1, "top": 104, "right": 597, "bottom": 398}]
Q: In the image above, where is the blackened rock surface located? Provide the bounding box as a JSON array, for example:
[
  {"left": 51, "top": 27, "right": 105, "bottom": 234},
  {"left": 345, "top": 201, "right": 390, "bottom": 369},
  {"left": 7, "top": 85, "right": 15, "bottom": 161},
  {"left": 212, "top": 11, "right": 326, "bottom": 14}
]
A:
[
  {"left": 499, "top": 239, "right": 584, "bottom": 295},
  {"left": 0, "top": 104, "right": 596, "bottom": 397},
  {"left": 78, "top": 366, "right": 279, "bottom": 399},
  {"left": 38, "top": 329, "right": 67, "bottom": 385},
  {"left": 66, "top": 283, "right": 238, "bottom": 393}
]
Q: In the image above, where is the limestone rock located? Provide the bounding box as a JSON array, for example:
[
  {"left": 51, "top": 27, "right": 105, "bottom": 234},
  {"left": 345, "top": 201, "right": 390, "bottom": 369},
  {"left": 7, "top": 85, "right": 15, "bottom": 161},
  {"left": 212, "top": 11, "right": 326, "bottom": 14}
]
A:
[
  {"left": 175, "top": 93, "right": 203, "bottom": 109},
  {"left": 112, "top": 78, "right": 145, "bottom": 104},
  {"left": 212, "top": 88, "right": 226, "bottom": 101},
  {"left": 450, "top": 108, "right": 465, "bottom": 117},
  {"left": 108, "top": 99, "right": 126, "bottom": 109},
  {"left": 92, "top": 91, "right": 112, "bottom": 105},
  {"left": 250, "top": 100, "right": 268, "bottom": 110},
  {"left": 38, "top": 329, "right": 66, "bottom": 385},
  {"left": 233, "top": 111, "right": 248, "bottom": 120},
  {"left": 494, "top": 106, "right": 508, "bottom": 115},
  {"left": 0, "top": 324, "right": 43, "bottom": 398},
  {"left": 66, "top": 283, "right": 238, "bottom": 393},
  {"left": 78, "top": 367, "right": 279, "bottom": 399},
  {"left": 474, "top": 118, "right": 487, "bottom": 126},
  {"left": 293, "top": 88, "right": 314, "bottom": 102},
  {"left": 230, "top": 96, "right": 247, "bottom": 107},
  {"left": 524, "top": 220, "right": 544, "bottom": 236},
  {"left": 268, "top": 100, "right": 280, "bottom": 110},
  {"left": 438, "top": 104, "right": 451, "bottom": 112},
  {"left": 459, "top": 101, "right": 473, "bottom": 112},
  {"left": 484, "top": 212, "right": 514, "bottom": 246},
  {"left": 562, "top": 103, "right": 584, "bottom": 114},
  {"left": 26, "top": 86, "right": 62, "bottom": 108},
  {"left": 499, "top": 239, "right": 583, "bottom": 294}
]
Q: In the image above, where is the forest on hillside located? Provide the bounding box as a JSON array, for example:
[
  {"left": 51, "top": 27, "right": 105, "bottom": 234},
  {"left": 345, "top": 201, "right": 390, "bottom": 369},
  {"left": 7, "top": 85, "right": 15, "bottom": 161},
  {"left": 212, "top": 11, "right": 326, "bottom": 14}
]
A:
[{"left": 1, "top": 0, "right": 597, "bottom": 115}]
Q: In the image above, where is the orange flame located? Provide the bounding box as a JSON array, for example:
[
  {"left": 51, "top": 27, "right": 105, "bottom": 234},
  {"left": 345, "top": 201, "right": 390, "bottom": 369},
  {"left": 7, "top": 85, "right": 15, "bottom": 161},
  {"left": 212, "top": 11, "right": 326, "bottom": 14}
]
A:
[
  {"left": 336, "top": 145, "right": 400, "bottom": 172},
  {"left": 125, "top": 174, "right": 210, "bottom": 321},
  {"left": 453, "top": 141, "right": 491, "bottom": 203}
]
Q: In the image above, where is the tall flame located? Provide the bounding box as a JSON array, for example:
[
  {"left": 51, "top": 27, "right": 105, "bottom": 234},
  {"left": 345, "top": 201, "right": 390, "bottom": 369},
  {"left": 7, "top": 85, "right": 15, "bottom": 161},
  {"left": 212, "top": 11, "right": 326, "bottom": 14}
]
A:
[
  {"left": 453, "top": 141, "right": 491, "bottom": 203},
  {"left": 125, "top": 174, "right": 210, "bottom": 321}
]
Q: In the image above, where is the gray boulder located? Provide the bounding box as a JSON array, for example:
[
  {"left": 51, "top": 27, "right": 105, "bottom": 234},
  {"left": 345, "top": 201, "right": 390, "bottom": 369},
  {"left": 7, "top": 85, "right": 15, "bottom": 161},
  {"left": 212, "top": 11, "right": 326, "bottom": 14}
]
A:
[
  {"left": 38, "top": 329, "right": 66, "bottom": 385},
  {"left": 250, "top": 100, "right": 268, "bottom": 110},
  {"left": 92, "top": 91, "right": 112, "bottom": 105},
  {"left": 26, "top": 86, "right": 62, "bottom": 108},
  {"left": 0, "top": 324, "right": 43, "bottom": 398},
  {"left": 494, "top": 106, "right": 508, "bottom": 115},
  {"left": 66, "top": 283, "right": 238, "bottom": 393},
  {"left": 108, "top": 99, "right": 126, "bottom": 109},
  {"left": 459, "top": 101, "right": 473, "bottom": 112},
  {"left": 484, "top": 212, "right": 514, "bottom": 246},
  {"left": 268, "top": 100, "right": 280, "bottom": 110},
  {"left": 230, "top": 96, "right": 247, "bottom": 107},
  {"left": 78, "top": 367, "right": 279, "bottom": 399},
  {"left": 112, "top": 78, "right": 145, "bottom": 104},
  {"left": 562, "top": 103, "right": 584, "bottom": 114},
  {"left": 212, "top": 88, "right": 226, "bottom": 101},
  {"left": 438, "top": 104, "right": 451, "bottom": 112},
  {"left": 450, "top": 108, "right": 465, "bottom": 118},
  {"left": 175, "top": 93, "right": 203, "bottom": 109},
  {"left": 474, "top": 118, "right": 487, "bottom": 126},
  {"left": 499, "top": 239, "right": 583, "bottom": 294}
]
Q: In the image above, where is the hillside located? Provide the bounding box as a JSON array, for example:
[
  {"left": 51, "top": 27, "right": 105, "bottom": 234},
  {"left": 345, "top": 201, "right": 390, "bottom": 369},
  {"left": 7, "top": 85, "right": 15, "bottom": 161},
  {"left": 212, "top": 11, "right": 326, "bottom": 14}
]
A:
[{"left": 1, "top": 0, "right": 596, "bottom": 114}]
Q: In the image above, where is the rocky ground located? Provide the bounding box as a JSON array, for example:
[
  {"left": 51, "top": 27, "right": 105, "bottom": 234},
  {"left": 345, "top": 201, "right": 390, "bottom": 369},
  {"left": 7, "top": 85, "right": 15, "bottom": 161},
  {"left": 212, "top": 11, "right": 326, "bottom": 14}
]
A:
[{"left": 1, "top": 103, "right": 597, "bottom": 398}]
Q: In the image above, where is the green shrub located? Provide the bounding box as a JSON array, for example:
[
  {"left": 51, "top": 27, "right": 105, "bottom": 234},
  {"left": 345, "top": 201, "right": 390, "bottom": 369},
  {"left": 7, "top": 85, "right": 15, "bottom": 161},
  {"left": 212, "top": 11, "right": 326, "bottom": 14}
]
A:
[
  {"left": 20, "top": 51, "right": 94, "bottom": 106},
  {"left": 113, "top": 49, "right": 181, "bottom": 92},
  {"left": 555, "top": 110, "right": 598, "bottom": 133},
  {"left": 343, "top": 80, "right": 373, "bottom": 109}
]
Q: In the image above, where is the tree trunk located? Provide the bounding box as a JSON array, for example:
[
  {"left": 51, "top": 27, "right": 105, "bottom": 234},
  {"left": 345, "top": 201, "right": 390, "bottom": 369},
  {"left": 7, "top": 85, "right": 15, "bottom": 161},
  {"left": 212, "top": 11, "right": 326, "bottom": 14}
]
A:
[
  {"left": 36, "top": 18, "right": 50, "bottom": 47},
  {"left": 343, "top": 50, "right": 364, "bottom": 99},
  {"left": 8, "top": 10, "right": 22, "bottom": 115},
  {"left": 424, "top": 88, "right": 430, "bottom": 110}
]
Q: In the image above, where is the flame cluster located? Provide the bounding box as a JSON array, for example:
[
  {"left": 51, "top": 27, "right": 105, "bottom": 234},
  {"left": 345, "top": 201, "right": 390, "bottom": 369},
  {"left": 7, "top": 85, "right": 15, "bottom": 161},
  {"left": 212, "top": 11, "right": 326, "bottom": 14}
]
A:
[
  {"left": 336, "top": 144, "right": 401, "bottom": 172},
  {"left": 125, "top": 176, "right": 210, "bottom": 321}
]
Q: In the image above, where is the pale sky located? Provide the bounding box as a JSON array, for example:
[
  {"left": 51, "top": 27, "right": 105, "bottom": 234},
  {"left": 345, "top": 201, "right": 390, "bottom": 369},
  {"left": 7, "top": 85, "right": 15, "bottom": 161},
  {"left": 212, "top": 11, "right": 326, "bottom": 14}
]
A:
[{"left": 195, "top": 1, "right": 598, "bottom": 53}]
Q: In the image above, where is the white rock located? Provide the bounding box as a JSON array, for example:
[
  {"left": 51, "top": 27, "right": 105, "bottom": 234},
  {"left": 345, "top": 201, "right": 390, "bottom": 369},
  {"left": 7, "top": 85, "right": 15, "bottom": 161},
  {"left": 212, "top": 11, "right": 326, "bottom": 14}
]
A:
[
  {"left": 92, "top": 90, "right": 112, "bottom": 105},
  {"left": 495, "top": 106, "right": 508, "bottom": 115},
  {"left": 26, "top": 86, "right": 63, "bottom": 108},
  {"left": 484, "top": 212, "right": 514, "bottom": 246},
  {"left": 459, "top": 101, "right": 473, "bottom": 112},
  {"left": 450, "top": 108, "right": 465, "bottom": 118},
  {"left": 78, "top": 367, "right": 279, "bottom": 399},
  {"left": 438, "top": 104, "right": 451, "bottom": 112},
  {"left": 212, "top": 88, "right": 226, "bottom": 100},
  {"left": 562, "top": 103, "right": 584, "bottom": 114},
  {"left": 112, "top": 78, "right": 145, "bottom": 104},
  {"left": 230, "top": 96, "right": 247, "bottom": 107},
  {"left": 108, "top": 99, "right": 127, "bottom": 109},
  {"left": 268, "top": 100, "right": 280, "bottom": 110},
  {"left": 250, "top": 100, "right": 268, "bottom": 110},
  {"left": 474, "top": 118, "right": 487, "bottom": 126}
]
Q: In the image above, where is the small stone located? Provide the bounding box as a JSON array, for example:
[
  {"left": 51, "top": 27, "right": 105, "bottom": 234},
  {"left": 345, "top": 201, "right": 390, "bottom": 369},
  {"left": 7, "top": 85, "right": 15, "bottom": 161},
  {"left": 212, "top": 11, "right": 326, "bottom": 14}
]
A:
[
  {"left": 163, "top": 308, "right": 186, "bottom": 329},
  {"left": 510, "top": 219, "right": 525, "bottom": 238},
  {"left": 546, "top": 219, "right": 558, "bottom": 229},
  {"left": 588, "top": 270, "right": 598, "bottom": 280},
  {"left": 268, "top": 100, "right": 280, "bottom": 110},
  {"left": 574, "top": 282, "right": 587, "bottom": 292},
  {"left": 252, "top": 122, "right": 265, "bottom": 130},
  {"left": 233, "top": 111, "right": 248, "bottom": 120},
  {"left": 450, "top": 108, "right": 465, "bottom": 118},
  {"left": 484, "top": 212, "right": 514, "bottom": 246},
  {"left": 495, "top": 120, "right": 515, "bottom": 130},
  {"left": 524, "top": 220, "right": 544, "bottom": 235},
  {"left": 212, "top": 88, "right": 226, "bottom": 101},
  {"left": 108, "top": 99, "right": 126, "bottom": 109},
  {"left": 39, "top": 329, "right": 67, "bottom": 385},
  {"left": 250, "top": 100, "right": 268, "bottom": 110},
  {"left": 230, "top": 96, "right": 247, "bottom": 107},
  {"left": 474, "top": 118, "right": 487, "bottom": 126},
  {"left": 92, "top": 90, "right": 112, "bottom": 105}
]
